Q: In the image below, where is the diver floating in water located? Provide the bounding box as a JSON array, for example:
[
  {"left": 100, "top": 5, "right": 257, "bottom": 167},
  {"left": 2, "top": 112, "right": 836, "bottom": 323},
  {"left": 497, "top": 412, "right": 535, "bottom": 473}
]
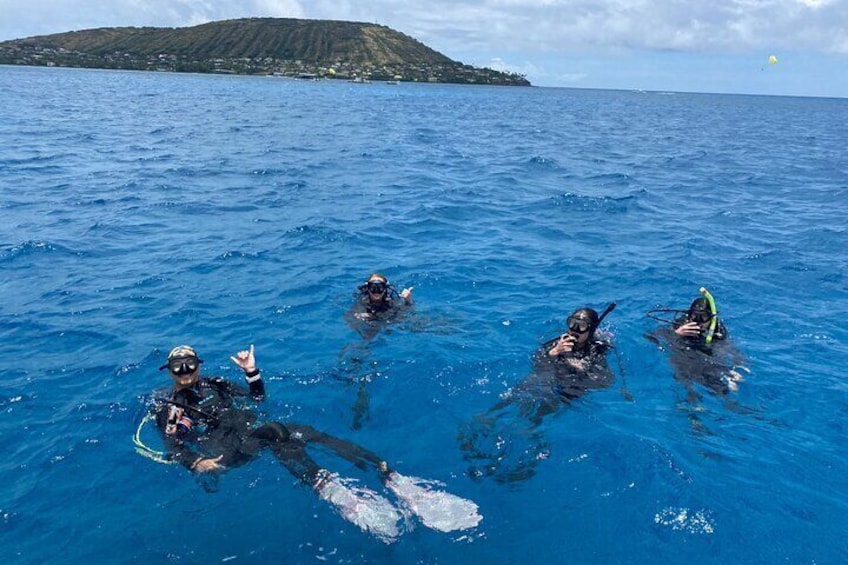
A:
[
  {"left": 341, "top": 272, "right": 414, "bottom": 429},
  {"left": 136, "top": 344, "right": 481, "bottom": 542},
  {"left": 646, "top": 287, "right": 748, "bottom": 399},
  {"left": 459, "top": 303, "right": 617, "bottom": 483},
  {"left": 344, "top": 272, "right": 414, "bottom": 337}
]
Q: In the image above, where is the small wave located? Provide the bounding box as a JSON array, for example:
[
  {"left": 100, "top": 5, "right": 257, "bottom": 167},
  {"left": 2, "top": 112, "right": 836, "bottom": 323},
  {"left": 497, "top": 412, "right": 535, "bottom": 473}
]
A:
[
  {"left": 587, "top": 172, "right": 632, "bottom": 183},
  {"left": 527, "top": 156, "right": 559, "bottom": 168},
  {"left": 283, "top": 224, "right": 352, "bottom": 245},
  {"left": 251, "top": 168, "right": 291, "bottom": 176},
  {"left": 551, "top": 191, "right": 639, "bottom": 212},
  {"left": 0, "top": 240, "right": 81, "bottom": 262},
  {"left": 148, "top": 126, "right": 174, "bottom": 135},
  {"left": 216, "top": 250, "right": 270, "bottom": 261},
  {"left": 654, "top": 507, "right": 715, "bottom": 534}
]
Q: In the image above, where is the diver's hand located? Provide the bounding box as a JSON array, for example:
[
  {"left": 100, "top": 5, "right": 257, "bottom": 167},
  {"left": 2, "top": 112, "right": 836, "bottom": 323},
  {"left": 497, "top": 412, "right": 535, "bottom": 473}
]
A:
[
  {"left": 675, "top": 322, "right": 702, "bottom": 337},
  {"left": 549, "top": 334, "right": 577, "bottom": 356},
  {"left": 400, "top": 287, "right": 414, "bottom": 304},
  {"left": 192, "top": 455, "right": 225, "bottom": 473},
  {"left": 230, "top": 344, "right": 256, "bottom": 372}
]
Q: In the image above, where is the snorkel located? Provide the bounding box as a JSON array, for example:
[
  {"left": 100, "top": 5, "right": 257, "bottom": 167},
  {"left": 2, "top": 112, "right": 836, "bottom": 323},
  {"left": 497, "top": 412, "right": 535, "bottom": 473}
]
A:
[
  {"left": 590, "top": 302, "right": 617, "bottom": 341},
  {"left": 699, "top": 287, "right": 718, "bottom": 345}
]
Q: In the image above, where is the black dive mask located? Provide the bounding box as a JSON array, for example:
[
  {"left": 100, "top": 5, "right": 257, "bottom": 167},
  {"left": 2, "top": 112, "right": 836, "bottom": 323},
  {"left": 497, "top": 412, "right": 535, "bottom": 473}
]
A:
[
  {"left": 166, "top": 356, "right": 201, "bottom": 375},
  {"left": 366, "top": 281, "right": 387, "bottom": 294},
  {"left": 567, "top": 316, "right": 592, "bottom": 334},
  {"left": 689, "top": 310, "right": 713, "bottom": 324}
]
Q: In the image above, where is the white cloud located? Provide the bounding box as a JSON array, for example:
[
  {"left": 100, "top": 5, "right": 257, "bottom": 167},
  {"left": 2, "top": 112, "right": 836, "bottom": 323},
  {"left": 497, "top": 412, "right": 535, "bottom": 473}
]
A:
[
  {"left": 255, "top": 0, "right": 305, "bottom": 18},
  {"left": 351, "top": 1, "right": 848, "bottom": 58}
]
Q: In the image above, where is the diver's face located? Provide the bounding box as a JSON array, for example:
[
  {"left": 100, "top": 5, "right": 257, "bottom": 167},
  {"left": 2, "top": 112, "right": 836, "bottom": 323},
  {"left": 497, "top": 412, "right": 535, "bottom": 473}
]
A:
[
  {"left": 366, "top": 279, "right": 387, "bottom": 303},
  {"left": 170, "top": 370, "right": 198, "bottom": 388},
  {"left": 566, "top": 316, "right": 592, "bottom": 344},
  {"left": 168, "top": 356, "right": 200, "bottom": 388},
  {"left": 688, "top": 309, "right": 712, "bottom": 330}
]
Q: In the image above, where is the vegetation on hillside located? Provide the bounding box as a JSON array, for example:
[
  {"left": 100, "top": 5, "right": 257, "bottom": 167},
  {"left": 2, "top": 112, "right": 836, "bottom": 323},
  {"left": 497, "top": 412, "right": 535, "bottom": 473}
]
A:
[{"left": 0, "top": 18, "right": 530, "bottom": 86}]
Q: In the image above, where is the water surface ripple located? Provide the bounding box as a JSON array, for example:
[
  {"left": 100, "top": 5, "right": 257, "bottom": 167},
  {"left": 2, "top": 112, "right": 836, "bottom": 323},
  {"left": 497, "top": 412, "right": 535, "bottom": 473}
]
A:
[{"left": 1, "top": 66, "right": 846, "bottom": 563}]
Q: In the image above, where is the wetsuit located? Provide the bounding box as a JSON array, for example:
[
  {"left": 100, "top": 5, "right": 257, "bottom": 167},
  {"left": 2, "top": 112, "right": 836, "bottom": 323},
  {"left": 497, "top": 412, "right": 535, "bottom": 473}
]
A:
[
  {"left": 458, "top": 335, "right": 614, "bottom": 482},
  {"left": 344, "top": 288, "right": 412, "bottom": 340},
  {"left": 533, "top": 337, "right": 614, "bottom": 400},
  {"left": 154, "top": 375, "right": 383, "bottom": 484},
  {"left": 648, "top": 317, "right": 741, "bottom": 395},
  {"left": 346, "top": 287, "right": 408, "bottom": 322}
]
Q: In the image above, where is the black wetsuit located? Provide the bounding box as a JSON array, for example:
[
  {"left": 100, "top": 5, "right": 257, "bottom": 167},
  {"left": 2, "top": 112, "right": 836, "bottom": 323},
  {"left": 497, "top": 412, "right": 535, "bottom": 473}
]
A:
[
  {"left": 458, "top": 335, "right": 614, "bottom": 482},
  {"left": 513, "top": 337, "right": 615, "bottom": 419},
  {"left": 534, "top": 338, "right": 614, "bottom": 398},
  {"left": 344, "top": 288, "right": 412, "bottom": 340},
  {"left": 155, "top": 375, "right": 383, "bottom": 484},
  {"left": 648, "top": 317, "right": 741, "bottom": 395},
  {"left": 482, "top": 336, "right": 615, "bottom": 423}
]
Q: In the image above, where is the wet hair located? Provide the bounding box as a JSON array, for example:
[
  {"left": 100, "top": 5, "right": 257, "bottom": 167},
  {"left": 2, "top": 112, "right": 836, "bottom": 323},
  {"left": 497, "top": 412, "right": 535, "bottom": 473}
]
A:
[
  {"left": 367, "top": 272, "right": 388, "bottom": 284},
  {"left": 358, "top": 273, "right": 393, "bottom": 299},
  {"left": 570, "top": 307, "right": 599, "bottom": 326},
  {"left": 167, "top": 345, "right": 198, "bottom": 360},
  {"left": 688, "top": 297, "right": 710, "bottom": 315},
  {"left": 159, "top": 344, "right": 203, "bottom": 371}
]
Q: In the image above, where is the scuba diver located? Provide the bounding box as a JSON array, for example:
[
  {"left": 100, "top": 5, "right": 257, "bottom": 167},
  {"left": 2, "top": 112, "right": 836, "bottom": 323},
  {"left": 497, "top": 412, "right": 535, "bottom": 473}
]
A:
[
  {"left": 646, "top": 288, "right": 748, "bottom": 397},
  {"left": 458, "top": 304, "right": 617, "bottom": 483},
  {"left": 140, "top": 344, "right": 481, "bottom": 542},
  {"left": 531, "top": 306, "right": 616, "bottom": 408},
  {"left": 341, "top": 272, "right": 414, "bottom": 429},
  {"left": 345, "top": 272, "right": 414, "bottom": 333}
]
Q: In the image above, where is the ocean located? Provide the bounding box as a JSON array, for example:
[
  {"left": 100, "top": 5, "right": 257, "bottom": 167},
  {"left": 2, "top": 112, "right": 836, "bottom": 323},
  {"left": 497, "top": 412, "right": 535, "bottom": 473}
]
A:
[{"left": 1, "top": 64, "right": 846, "bottom": 563}]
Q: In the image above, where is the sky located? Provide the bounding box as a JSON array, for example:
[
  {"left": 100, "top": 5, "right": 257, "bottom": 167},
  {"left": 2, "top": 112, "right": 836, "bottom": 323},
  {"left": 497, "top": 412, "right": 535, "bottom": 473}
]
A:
[{"left": 1, "top": 0, "right": 846, "bottom": 98}]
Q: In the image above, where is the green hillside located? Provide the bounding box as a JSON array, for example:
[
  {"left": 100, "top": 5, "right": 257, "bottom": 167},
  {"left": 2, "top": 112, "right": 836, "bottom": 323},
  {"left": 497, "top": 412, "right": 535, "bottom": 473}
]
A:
[{"left": 0, "top": 18, "right": 531, "bottom": 86}]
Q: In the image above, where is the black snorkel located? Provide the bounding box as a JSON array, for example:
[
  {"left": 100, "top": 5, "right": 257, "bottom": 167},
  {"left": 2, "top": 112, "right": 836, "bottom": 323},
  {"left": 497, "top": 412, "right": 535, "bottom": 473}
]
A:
[{"left": 588, "top": 302, "right": 617, "bottom": 342}]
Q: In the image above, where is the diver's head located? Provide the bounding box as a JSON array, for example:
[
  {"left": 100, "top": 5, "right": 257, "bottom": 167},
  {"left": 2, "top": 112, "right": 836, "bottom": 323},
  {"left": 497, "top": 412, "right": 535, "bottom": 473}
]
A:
[
  {"left": 364, "top": 273, "right": 389, "bottom": 303},
  {"left": 566, "top": 307, "right": 599, "bottom": 345},
  {"left": 687, "top": 297, "right": 714, "bottom": 328},
  {"left": 160, "top": 344, "right": 203, "bottom": 388}
]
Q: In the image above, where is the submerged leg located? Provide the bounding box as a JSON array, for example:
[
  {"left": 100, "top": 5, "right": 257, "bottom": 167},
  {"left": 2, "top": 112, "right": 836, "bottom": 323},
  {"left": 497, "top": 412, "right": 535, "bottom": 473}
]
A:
[
  {"left": 351, "top": 378, "right": 370, "bottom": 430},
  {"left": 251, "top": 422, "right": 323, "bottom": 484},
  {"left": 286, "top": 423, "right": 384, "bottom": 472},
  {"left": 260, "top": 422, "right": 402, "bottom": 542}
]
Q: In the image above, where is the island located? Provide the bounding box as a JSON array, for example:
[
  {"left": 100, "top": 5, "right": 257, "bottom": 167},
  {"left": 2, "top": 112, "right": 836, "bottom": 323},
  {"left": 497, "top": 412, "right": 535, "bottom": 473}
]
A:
[{"left": 0, "top": 17, "right": 531, "bottom": 86}]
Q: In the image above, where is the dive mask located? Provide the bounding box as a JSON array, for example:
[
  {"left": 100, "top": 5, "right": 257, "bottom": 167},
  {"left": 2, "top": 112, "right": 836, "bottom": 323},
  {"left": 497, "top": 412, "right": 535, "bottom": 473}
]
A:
[
  {"left": 162, "top": 356, "right": 201, "bottom": 375},
  {"left": 689, "top": 310, "right": 713, "bottom": 324},
  {"left": 366, "top": 281, "right": 387, "bottom": 294},
  {"left": 567, "top": 316, "right": 592, "bottom": 334}
]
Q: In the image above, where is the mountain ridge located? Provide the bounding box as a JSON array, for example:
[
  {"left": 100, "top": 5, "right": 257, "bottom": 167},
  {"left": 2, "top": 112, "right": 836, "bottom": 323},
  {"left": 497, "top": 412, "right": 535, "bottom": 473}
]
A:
[{"left": 0, "top": 18, "right": 530, "bottom": 86}]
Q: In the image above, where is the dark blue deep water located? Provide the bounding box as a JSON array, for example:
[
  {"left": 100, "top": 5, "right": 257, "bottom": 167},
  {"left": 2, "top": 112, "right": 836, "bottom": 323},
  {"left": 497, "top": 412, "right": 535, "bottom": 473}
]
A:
[{"left": 1, "top": 65, "right": 846, "bottom": 563}]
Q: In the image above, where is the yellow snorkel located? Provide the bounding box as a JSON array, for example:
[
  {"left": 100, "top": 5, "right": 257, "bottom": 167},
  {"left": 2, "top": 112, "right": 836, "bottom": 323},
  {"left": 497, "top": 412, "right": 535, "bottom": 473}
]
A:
[{"left": 699, "top": 287, "right": 718, "bottom": 345}]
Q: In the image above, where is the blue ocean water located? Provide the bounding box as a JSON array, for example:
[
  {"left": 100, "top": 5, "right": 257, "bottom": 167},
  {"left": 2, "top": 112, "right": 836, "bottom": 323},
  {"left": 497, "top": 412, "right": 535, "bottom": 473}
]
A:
[{"left": 1, "top": 64, "right": 846, "bottom": 563}]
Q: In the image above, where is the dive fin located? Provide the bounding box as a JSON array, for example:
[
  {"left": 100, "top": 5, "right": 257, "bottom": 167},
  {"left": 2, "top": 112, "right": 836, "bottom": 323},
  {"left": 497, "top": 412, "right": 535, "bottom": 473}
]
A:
[
  {"left": 315, "top": 471, "right": 403, "bottom": 543},
  {"left": 385, "top": 472, "right": 483, "bottom": 532}
]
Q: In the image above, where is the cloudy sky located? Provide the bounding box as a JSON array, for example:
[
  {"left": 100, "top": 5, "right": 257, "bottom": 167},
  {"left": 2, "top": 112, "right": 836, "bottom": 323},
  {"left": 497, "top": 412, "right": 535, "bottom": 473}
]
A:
[{"left": 1, "top": 0, "right": 846, "bottom": 97}]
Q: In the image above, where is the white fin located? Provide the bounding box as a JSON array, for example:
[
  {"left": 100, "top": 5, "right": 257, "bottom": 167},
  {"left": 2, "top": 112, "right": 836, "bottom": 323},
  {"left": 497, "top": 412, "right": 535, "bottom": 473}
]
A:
[
  {"left": 385, "top": 472, "right": 482, "bottom": 532},
  {"left": 316, "top": 472, "right": 403, "bottom": 543}
]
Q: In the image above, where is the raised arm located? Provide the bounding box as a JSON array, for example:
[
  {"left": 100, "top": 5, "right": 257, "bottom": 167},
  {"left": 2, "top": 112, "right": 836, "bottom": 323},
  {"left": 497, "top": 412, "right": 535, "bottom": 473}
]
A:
[{"left": 229, "top": 344, "right": 265, "bottom": 400}]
